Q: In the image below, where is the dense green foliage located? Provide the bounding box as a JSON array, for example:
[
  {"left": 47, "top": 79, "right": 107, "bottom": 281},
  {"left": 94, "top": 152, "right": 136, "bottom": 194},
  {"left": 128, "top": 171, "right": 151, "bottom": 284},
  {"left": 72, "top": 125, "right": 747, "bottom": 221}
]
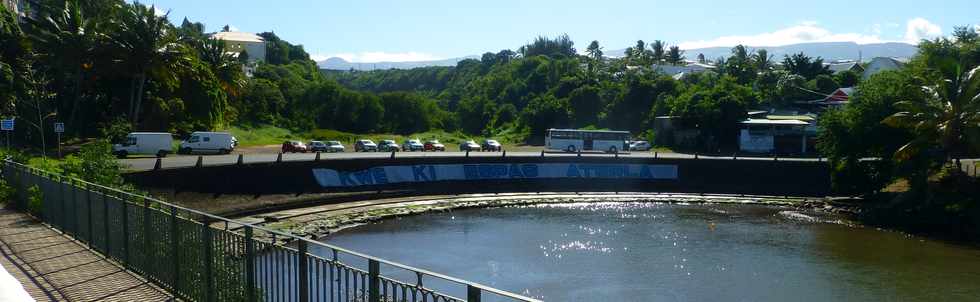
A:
[{"left": 818, "top": 30, "right": 980, "bottom": 196}]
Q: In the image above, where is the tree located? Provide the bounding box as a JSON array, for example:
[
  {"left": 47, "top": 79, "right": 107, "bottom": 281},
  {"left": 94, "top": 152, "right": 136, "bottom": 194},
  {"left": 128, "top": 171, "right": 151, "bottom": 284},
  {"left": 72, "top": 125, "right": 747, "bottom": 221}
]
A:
[
  {"left": 665, "top": 46, "right": 685, "bottom": 65},
  {"left": 585, "top": 40, "right": 603, "bottom": 75},
  {"left": 520, "top": 94, "right": 569, "bottom": 137},
  {"left": 197, "top": 38, "right": 246, "bottom": 97},
  {"left": 884, "top": 65, "right": 980, "bottom": 163},
  {"left": 952, "top": 26, "right": 979, "bottom": 44},
  {"left": 518, "top": 34, "right": 576, "bottom": 58},
  {"left": 834, "top": 70, "right": 860, "bottom": 87},
  {"left": 752, "top": 49, "right": 774, "bottom": 72},
  {"left": 697, "top": 53, "right": 706, "bottom": 64},
  {"left": 111, "top": 2, "right": 183, "bottom": 127},
  {"left": 567, "top": 85, "right": 602, "bottom": 126},
  {"left": 782, "top": 52, "right": 831, "bottom": 80},
  {"left": 817, "top": 70, "right": 920, "bottom": 194},
  {"left": 725, "top": 45, "right": 756, "bottom": 84},
  {"left": 29, "top": 0, "right": 101, "bottom": 134},
  {"left": 650, "top": 40, "right": 666, "bottom": 64}
]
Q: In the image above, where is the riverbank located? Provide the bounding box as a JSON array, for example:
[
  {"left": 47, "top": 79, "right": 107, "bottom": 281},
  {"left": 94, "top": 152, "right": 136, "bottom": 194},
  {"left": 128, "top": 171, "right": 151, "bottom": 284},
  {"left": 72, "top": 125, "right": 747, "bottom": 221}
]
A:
[{"left": 236, "top": 193, "right": 861, "bottom": 242}]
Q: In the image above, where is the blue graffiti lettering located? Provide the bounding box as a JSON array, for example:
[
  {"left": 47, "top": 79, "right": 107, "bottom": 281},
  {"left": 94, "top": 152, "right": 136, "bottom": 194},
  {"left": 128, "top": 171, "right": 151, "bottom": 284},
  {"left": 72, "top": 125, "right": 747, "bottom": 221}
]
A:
[
  {"left": 371, "top": 167, "right": 388, "bottom": 184},
  {"left": 463, "top": 165, "right": 479, "bottom": 179},
  {"left": 522, "top": 164, "right": 538, "bottom": 177},
  {"left": 508, "top": 164, "right": 523, "bottom": 178},
  {"left": 413, "top": 165, "right": 430, "bottom": 181}
]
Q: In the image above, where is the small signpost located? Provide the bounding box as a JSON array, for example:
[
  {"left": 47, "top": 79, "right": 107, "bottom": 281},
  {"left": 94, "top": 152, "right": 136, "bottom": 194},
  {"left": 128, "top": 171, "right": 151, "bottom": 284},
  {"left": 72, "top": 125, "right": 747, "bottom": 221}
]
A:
[
  {"left": 54, "top": 122, "right": 64, "bottom": 157},
  {"left": 1, "top": 118, "right": 13, "bottom": 149}
]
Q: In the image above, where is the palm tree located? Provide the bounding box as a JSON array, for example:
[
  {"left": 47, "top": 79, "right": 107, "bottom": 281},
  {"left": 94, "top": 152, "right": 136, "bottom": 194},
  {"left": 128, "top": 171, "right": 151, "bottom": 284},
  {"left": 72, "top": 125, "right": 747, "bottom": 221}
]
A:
[
  {"left": 666, "top": 46, "right": 685, "bottom": 65},
  {"left": 752, "top": 49, "right": 774, "bottom": 71},
  {"left": 30, "top": 0, "right": 101, "bottom": 133},
  {"left": 197, "top": 38, "right": 246, "bottom": 97},
  {"left": 110, "top": 2, "right": 183, "bottom": 127},
  {"left": 585, "top": 40, "right": 603, "bottom": 75},
  {"left": 650, "top": 40, "right": 666, "bottom": 64},
  {"left": 883, "top": 64, "right": 980, "bottom": 162}
]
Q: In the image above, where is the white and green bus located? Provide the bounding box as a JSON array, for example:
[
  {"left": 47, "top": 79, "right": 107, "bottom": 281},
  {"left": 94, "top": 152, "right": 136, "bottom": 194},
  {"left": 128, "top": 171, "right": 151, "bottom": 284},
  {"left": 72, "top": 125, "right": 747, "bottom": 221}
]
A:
[{"left": 545, "top": 128, "right": 631, "bottom": 153}]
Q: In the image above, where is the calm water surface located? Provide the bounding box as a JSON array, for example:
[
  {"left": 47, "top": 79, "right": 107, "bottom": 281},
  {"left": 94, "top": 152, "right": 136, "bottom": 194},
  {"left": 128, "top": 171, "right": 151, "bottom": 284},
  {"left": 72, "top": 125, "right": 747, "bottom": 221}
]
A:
[{"left": 319, "top": 202, "right": 980, "bottom": 301}]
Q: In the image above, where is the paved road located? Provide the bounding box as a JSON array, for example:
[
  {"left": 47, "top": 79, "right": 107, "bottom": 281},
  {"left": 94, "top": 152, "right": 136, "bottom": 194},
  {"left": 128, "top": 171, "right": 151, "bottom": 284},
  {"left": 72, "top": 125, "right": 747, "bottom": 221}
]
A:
[{"left": 121, "top": 150, "right": 837, "bottom": 171}]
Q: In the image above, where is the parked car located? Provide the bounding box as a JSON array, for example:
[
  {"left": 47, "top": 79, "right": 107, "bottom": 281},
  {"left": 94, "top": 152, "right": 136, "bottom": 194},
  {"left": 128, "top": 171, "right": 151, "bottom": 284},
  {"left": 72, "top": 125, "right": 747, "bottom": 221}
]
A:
[
  {"left": 308, "top": 140, "right": 328, "bottom": 152},
  {"left": 402, "top": 139, "right": 424, "bottom": 152},
  {"left": 629, "top": 140, "right": 652, "bottom": 151},
  {"left": 112, "top": 132, "right": 173, "bottom": 158},
  {"left": 378, "top": 139, "right": 400, "bottom": 152},
  {"left": 281, "top": 140, "right": 308, "bottom": 153},
  {"left": 459, "top": 140, "right": 481, "bottom": 152},
  {"left": 424, "top": 140, "right": 445, "bottom": 151},
  {"left": 324, "top": 141, "right": 345, "bottom": 152},
  {"left": 354, "top": 139, "right": 378, "bottom": 152},
  {"left": 179, "top": 131, "right": 236, "bottom": 154},
  {"left": 481, "top": 139, "right": 502, "bottom": 152}
]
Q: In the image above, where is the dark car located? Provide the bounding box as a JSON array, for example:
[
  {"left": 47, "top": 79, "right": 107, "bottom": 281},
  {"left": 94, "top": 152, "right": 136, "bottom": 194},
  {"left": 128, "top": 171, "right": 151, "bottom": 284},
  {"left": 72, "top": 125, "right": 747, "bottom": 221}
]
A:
[
  {"left": 282, "top": 140, "right": 308, "bottom": 153},
  {"left": 402, "top": 139, "right": 424, "bottom": 152},
  {"left": 354, "top": 139, "right": 378, "bottom": 152},
  {"left": 378, "top": 139, "right": 400, "bottom": 152},
  {"left": 459, "top": 140, "right": 481, "bottom": 152},
  {"left": 424, "top": 140, "right": 445, "bottom": 151},
  {"left": 308, "top": 140, "right": 328, "bottom": 152},
  {"left": 481, "top": 139, "right": 502, "bottom": 151}
]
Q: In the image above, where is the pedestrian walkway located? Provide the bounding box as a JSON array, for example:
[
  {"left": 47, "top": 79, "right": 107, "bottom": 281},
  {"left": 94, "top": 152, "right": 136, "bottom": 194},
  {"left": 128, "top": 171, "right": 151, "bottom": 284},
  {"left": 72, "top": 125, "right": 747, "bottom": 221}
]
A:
[{"left": 0, "top": 208, "right": 174, "bottom": 302}]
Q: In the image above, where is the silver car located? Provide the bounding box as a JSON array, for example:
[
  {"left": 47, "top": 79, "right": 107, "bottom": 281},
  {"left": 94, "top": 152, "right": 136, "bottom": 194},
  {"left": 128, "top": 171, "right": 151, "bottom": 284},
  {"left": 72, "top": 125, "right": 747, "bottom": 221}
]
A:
[{"left": 325, "top": 141, "right": 345, "bottom": 152}]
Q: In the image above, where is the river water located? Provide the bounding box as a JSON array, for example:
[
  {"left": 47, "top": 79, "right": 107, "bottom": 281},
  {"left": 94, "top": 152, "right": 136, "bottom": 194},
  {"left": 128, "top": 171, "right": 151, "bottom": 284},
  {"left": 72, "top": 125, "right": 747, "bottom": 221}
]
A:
[{"left": 320, "top": 202, "right": 980, "bottom": 301}]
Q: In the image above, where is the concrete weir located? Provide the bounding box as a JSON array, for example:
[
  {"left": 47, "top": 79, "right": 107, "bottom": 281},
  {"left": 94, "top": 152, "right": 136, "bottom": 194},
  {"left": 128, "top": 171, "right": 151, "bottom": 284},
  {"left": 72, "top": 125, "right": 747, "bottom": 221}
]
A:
[{"left": 125, "top": 155, "right": 833, "bottom": 197}]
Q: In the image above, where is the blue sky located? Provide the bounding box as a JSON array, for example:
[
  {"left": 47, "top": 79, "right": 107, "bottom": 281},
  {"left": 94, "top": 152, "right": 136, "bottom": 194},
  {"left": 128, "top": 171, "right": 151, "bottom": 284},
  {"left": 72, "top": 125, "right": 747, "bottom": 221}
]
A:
[{"left": 144, "top": 0, "right": 977, "bottom": 62}]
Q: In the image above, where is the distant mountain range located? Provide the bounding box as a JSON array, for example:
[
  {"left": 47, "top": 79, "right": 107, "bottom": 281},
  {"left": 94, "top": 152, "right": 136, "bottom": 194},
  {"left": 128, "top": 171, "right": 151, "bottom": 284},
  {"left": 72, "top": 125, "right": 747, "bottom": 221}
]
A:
[
  {"left": 318, "top": 56, "right": 477, "bottom": 70},
  {"left": 318, "top": 42, "right": 918, "bottom": 71}
]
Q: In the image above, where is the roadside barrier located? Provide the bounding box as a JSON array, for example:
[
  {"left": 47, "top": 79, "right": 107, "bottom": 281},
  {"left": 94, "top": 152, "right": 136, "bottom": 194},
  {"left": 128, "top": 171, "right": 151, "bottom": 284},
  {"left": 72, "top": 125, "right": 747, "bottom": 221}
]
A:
[{"left": 1, "top": 160, "right": 540, "bottom": 302}]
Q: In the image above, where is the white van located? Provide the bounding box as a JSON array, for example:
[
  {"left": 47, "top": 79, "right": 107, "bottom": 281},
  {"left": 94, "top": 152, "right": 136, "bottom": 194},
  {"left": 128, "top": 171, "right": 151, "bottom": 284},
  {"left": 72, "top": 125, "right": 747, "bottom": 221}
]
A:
[
  {"left": 179, "top": 131, "right": 237, "bottom": 154},
  {"left": 112, "top": 132, "right": 173, "bottom": 158}
]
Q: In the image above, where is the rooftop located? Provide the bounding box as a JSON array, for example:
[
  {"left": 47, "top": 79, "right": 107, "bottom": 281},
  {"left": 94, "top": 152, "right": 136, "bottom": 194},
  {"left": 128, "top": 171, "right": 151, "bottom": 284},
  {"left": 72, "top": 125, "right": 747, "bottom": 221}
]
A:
[
  {"left": 741, "top": 119, "right": 810, "bottom": 126},
  {"left": 211, "top": 31, "right": 264, "bottom": 43}
]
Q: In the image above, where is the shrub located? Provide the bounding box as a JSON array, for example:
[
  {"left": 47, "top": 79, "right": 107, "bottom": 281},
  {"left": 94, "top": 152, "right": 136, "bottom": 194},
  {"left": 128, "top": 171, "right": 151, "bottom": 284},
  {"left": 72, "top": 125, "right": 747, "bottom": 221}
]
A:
[
  {"left": 27, "top": 185, "right": 42, "bottom": 215},
  {"left": 0, "top": 179, "right": 13, "bottom": 204}
]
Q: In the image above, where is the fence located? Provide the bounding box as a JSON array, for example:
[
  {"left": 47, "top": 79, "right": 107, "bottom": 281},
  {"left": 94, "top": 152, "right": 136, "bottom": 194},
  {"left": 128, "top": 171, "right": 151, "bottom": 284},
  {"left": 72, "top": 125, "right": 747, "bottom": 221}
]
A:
[{"left": 1, "top": 160, "right": 541, "bottom": 302}]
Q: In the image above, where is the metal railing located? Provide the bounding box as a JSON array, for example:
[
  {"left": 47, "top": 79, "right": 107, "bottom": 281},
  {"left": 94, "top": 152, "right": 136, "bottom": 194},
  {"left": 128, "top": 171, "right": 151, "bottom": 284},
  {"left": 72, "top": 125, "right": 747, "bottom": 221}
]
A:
[{"left": 1, "top": 159, "right": 541, "bottom": 302}]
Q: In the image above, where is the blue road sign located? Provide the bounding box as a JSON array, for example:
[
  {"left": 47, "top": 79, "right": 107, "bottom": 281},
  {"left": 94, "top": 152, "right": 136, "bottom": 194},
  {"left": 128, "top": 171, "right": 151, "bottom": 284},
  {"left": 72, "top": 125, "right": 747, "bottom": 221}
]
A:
[
  {"left": 0, "top": 119, "right": 13, "bottom": 131},
  {"left": 54, "top": 122, "right": 65, "bottom": 133}
]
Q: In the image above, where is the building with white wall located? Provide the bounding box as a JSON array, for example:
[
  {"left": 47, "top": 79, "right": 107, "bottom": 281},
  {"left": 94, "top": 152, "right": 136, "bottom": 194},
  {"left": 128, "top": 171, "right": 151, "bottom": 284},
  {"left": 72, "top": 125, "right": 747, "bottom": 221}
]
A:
[{"left": 211, "top": 31, "right": 266, "bottom": 76}]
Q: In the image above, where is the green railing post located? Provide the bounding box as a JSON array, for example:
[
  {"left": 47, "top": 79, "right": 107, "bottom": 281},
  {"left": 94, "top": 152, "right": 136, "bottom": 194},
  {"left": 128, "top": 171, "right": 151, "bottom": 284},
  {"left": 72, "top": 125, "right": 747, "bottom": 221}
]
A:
[
  {"left": 86, "top": 185, "right": 93, "bottom": 246},
  {"left": 121, "top": 199, "right": 129, "bottom": 265},
  {"left": 143, "top": 199, "right": 152, "bottom": 278},
  {"left": 467, "top": 284, "right": 482, "bottom": 302},
  {"left": 170, "top": 206, "right": 180, "bottom": 296},
  {"left": 103, "top": 190, "right": 110, "bottom": 255},
  {"left": 298, "top": 240, "right": 309, "bottom": 302},
  {"left": 203, "top": 221, "right": 214, "bottom": 302},
  {"left": 369, "top": 259, "right": 380, "bottom": 302},
  {"left": 245, "top": 227, "right": 257, "bottom": 302}
]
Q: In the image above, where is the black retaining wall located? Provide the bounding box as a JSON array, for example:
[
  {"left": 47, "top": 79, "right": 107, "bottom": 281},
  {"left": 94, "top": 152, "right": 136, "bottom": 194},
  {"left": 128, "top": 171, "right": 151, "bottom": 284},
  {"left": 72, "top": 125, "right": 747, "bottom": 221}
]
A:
[{"left": 125, "top": 156, "right": 833, "bottom": 197}]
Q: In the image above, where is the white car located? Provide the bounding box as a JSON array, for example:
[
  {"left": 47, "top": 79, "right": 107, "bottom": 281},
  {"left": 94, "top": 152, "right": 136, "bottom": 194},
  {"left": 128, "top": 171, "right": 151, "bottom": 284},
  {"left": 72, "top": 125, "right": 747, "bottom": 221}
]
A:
[
  {"left": 629, "top": 140, "right": 652, "bottom": 151},
  {"left": 113, "top": 132, "right": 173, "bottom": 158},
  {"left": 324, "top": 141, "right": 345, "bottom": 152},
  {"left": 179, "top": 131, "right": 236, "bottom": 154}
]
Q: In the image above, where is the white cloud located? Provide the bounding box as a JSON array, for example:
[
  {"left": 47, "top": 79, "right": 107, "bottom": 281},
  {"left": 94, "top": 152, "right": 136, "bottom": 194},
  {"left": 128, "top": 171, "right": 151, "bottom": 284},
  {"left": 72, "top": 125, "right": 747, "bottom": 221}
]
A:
[
  {"left": 904, "top": 17, "right": 942, "bottom": 43},
  {"left": 678, "top": 18, "right": 944, "bottom": 49},
  {"left": 678, "top": 22, "right": 886, "bottom": 49},
  {"left": 319, "top": 52, "right": 442, "bottom": 63}
]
